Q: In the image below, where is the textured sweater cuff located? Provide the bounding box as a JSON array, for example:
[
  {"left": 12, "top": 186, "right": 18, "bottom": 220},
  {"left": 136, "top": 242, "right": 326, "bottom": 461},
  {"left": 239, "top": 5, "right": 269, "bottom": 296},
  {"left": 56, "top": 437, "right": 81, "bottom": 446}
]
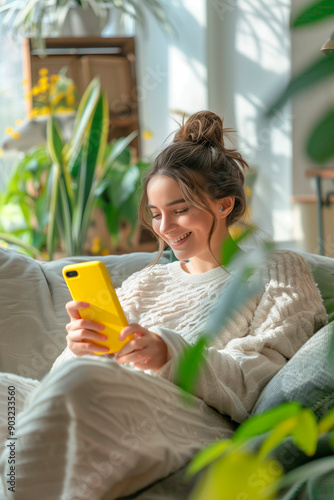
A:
[
  {"left": 150, "top": 326, "right": 189, "bottom": 360},
  {"left": 149, "top": 326, "right": 188, "bottom": 381}
]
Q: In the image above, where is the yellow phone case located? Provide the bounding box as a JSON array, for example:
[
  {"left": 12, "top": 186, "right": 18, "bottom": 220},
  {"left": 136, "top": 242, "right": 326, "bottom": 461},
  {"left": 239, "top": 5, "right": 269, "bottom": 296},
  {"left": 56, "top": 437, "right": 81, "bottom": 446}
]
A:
[{"left": 62, "top": 261, "right": 133, "bottom": 355}]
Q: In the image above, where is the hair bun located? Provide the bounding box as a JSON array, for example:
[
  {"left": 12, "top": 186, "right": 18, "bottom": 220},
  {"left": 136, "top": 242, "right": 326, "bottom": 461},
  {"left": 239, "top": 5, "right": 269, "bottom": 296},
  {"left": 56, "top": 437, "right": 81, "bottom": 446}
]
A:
[{"left": 174, "top": 110, "right": 225, "bottom": 149}]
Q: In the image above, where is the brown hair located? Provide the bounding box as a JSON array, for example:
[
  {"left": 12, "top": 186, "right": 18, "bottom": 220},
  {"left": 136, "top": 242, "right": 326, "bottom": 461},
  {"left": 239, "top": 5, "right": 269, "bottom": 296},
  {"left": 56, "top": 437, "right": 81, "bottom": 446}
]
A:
[{"left": 138, "top": 110, "right": 249, "bottom": 265}]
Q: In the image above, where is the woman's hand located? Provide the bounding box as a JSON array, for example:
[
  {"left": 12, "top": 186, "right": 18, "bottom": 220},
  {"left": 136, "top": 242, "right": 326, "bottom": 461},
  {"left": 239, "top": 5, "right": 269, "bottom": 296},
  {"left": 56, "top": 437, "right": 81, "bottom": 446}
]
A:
[
  {"left": 65, "top": 301, "right": 112, "bottom": 356},
  {"left": 116, "top": 323, "right": 168, "bottom": 371}
]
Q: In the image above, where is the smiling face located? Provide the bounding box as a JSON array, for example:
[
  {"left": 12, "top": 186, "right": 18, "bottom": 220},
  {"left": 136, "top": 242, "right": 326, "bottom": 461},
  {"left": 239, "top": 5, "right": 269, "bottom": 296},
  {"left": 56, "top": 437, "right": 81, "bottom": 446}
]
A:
[{"left": 146, "top": 174, "right": 233, "bottom": 273}]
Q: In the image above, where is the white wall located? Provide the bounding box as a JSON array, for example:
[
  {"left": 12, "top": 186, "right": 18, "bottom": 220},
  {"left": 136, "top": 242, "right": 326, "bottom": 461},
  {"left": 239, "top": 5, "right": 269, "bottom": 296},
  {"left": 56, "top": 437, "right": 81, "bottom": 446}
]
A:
[
  {"left": 207, "top": 0, "right": 292, "bottom": 242},
  {"left": 135, "top": 0, "right": 293, "bottom": 243},
  {"left": 134, "top": 0, "right": 208, "bottom": 160}
]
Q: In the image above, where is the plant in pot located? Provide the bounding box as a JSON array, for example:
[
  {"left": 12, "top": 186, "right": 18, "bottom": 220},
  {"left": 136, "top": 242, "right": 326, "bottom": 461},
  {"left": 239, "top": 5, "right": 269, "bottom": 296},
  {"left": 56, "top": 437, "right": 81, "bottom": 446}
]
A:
[
  {"left": 0, "top": 77, "right": 149, "bottom": 260},
  {"left": 0, "top": 0, "right": 175, "bottom": 50}
]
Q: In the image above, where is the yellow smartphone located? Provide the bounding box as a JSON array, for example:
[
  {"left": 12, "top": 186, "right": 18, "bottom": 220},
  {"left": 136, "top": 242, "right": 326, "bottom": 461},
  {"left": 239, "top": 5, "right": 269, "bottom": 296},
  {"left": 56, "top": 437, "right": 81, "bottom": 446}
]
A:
[{"left": 62, "top": 261, "right": 134, "bottom": 355}]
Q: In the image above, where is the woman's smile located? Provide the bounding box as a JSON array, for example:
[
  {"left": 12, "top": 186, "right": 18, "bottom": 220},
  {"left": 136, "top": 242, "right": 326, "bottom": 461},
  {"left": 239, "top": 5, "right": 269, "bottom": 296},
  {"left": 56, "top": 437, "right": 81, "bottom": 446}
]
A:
[{"left": 168, "top": 232, "right": 192, "bottom": 246}]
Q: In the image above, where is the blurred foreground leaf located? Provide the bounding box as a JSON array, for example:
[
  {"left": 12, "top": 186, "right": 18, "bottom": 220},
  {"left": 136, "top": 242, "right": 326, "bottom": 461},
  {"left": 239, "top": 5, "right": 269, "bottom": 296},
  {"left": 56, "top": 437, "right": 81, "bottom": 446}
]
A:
[
  {"left": 221, "top": 226, "right": 254, "bottom": 267},
  {"left": 186, "top": 440, "right": 232, "bottom": 478},
  {"left": 292, "top": 0, "right": 334, "bottom": 28},
  {"left": 190, "top": 451, "right": 282, "bottom": 500},
  {"left": 307, "top": 108, "right": 334, "bottom": 163},
  {"left": 234, "top": 402, "right": 302, "bottom": 443},
  {"left": 267, "top": 57, "right": 334, "bottom": 116}
]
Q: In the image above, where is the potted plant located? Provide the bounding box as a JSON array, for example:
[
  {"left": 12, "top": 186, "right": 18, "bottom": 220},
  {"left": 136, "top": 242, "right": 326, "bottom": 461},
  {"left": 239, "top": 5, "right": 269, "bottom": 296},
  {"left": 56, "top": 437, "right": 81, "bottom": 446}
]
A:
[
  {"left": 0, "top": 0, "right": 175, "bottom": 50},
  {"left": 0, "top": 77, "right": 150, "bottom": 260}
]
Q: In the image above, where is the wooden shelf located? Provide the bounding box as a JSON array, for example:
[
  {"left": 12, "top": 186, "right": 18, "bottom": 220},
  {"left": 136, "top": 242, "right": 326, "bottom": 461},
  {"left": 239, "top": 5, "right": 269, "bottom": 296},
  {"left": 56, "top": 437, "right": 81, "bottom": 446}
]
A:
[
  {"left": 23, "top": 36, "right": 140, "bottom": 154},
  {"left": 306, "top": 169, "right": 334, "bottom": 180}
]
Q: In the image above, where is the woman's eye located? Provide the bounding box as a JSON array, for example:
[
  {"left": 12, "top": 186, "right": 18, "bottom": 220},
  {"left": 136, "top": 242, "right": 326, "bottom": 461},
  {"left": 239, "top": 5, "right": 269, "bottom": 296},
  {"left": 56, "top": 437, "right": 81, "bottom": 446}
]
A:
[
  {"left": 151, "top": 214, "right": 161, "bottom": 219},
  {"left": 175, "top": 208, "right": 189, "bottom": 215}
]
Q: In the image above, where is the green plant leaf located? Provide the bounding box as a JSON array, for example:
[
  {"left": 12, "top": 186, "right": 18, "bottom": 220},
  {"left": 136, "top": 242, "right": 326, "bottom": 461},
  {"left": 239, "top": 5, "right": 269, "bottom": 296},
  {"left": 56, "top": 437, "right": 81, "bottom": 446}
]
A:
[
  {"left": 65, "top": 77, "right": 101, "bottom": 169},
  {"left": 292, "top": 0, "right": 334, "bottom": 28},
  {"left": 258, "top": 417, "right": 299, "bottom": 461},
  {"left": 46, "top": 163, "right": 61, "bottom": 261},
  {"left": 318, "top": 407, "right": 334, "bottom": 434},
  {"left": 266, "top": 456, "right": 334, "bottom": 496},
  {"left": 105, "top": 203, "right": 122, "bottom": 244},
  {"left": 221, "top": 226, "right": 254, "bottom": 267},
  {"left": 258, "top": 408, "right": 318, "bottom": 460},
  {"left": 114, "top": 164, "right": 140, "bottom": 208},
  {"left": 47, "top": 115, "right": 64, "bottom": 167},
  {"left": 306, "top": 108, "right": 334, "bottom": 163},
  {"left": 175, "top": 337, "right": 207, "bottom": 396},
  {"left": 190, "top": 452, "right": 282, "bottom": 500},
  {"left": 234, "top": 402, "right": 302, "bottom": 443},
  {"left": 0, "top": 232, "right": 46, "bottom": 260},
  {"left": 267, "top": 57, "right": 334, "bottom": 116},
  {"left": 186, "top": 440, "right": 232, "bottom": 478},
  {"left": 72, "top": 91, "right": 109, "bottom": 251},
  {"left": 101, "top": 131, "right": 138, "bottom": 178},
  {"left": 291, "top": 409, "right": 318, "bottom": 456}
]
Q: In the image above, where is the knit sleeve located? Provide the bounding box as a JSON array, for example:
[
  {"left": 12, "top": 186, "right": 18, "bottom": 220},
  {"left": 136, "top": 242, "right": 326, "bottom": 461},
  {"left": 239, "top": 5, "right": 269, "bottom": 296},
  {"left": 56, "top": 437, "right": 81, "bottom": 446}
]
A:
[{"left": 153, "top": 251, "right": 328, "bottom": 423}]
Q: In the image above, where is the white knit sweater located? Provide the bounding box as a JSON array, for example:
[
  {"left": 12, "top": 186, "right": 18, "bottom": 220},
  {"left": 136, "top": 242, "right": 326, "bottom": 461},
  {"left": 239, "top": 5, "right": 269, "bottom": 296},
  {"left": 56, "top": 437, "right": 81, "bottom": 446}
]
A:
[{"left": 51, "top": 250, "right": 327, "bottom": 423}]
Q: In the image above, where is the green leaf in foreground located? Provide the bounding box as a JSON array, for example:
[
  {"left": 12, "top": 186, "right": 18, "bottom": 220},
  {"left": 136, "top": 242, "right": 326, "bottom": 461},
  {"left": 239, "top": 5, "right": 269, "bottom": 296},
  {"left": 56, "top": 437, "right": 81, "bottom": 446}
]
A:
[
  {"left": 318, "top": 407, "right": 334, "bottom": 435},
  {"left": 233, "top": 402, "right": 302, "bottom": 443},
  {"left": 258, "top": 408, "right": 318, "bottom": 460},
  {"left": 221, "top": 226, "right": 254, "bottom": 267},
  {"left": 292, "top": 0, "right": 334, "bottom": 28},
  {"left": 307, "top": 108, "right": 334, "bottom": 163},
  {"left": 186, "top": 439, "right": 232, "bottom": 478},
  {"left": 190, "top": 451, "right": 282, "bottom": 500},
  {"left": 267, "top": 57, "right": 334, "bottom": 116},
  {"left": 175, "top": 337, "right": 207, "bottom": 396},
  {"left": 266, "top": 456, "right": 334, "bottom": 496}
]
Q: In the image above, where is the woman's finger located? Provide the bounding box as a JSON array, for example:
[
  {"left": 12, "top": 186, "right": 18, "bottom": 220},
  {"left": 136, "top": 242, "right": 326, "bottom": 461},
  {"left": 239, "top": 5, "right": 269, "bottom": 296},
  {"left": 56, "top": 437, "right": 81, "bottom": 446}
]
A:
[
  {"left": 67, "top": 340, "right": 110, "bottom": 355},
  {"left": 119, "top": 323, "right": 148, "bottom": 341},
  {"left": 116, "top": 348, "right": 148, "bottom": 365},
  {"left": 65, "top": 300, "right": 90, "bottom": 320},
  {"left": 66, "top": 318, "right": 106, "bottom": 334}
]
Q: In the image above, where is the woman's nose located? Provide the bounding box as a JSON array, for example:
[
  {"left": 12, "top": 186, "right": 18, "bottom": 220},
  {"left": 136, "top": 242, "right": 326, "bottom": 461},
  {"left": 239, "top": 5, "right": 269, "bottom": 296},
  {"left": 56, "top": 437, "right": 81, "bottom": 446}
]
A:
[{"left": 160, "top": 214, "right": 177, "bottom": 234}]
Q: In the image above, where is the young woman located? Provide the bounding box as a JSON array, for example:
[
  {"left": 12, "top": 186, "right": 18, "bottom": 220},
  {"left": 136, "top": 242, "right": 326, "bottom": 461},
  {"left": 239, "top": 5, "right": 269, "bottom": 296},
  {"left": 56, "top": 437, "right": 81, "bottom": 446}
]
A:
[{"left": 0, "top": 111, "right": 327, "bottom": 500}]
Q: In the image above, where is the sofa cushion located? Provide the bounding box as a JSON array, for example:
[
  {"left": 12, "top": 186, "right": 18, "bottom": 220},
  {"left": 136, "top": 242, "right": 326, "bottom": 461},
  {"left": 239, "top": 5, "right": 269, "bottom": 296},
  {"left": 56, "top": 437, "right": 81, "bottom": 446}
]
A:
[
  {"left": 0, "top": 248, "right": 168, "bottom": 380},
  {"left": 298, "top": 250, "right": 334, "bottom": 322},
  {"left": 252, "top": 323, "right": 334, "bottom": 419}
]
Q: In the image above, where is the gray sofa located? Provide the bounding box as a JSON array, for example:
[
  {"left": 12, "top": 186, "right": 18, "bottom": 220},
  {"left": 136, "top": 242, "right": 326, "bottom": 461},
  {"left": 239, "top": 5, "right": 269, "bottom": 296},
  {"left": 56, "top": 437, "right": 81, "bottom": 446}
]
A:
[{"left": 1, "top": 247, "right": 334, "bottom": 499}]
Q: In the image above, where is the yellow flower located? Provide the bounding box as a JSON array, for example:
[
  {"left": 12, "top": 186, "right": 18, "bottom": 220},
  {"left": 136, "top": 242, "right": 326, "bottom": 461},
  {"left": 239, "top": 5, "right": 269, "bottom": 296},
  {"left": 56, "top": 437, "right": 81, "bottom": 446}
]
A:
[
  {"left": 66, "top": 94, "right": 75, "bottom": 106},
  {"left": 1, "top": 89, "right": 7, "bottom": 94},
  {"left": 51, "top": 75, "right": 60, "bottom": 83},
  {"left": 38, "top": 77, "right": 49, "bottom": 86},
  {"left": 0, "top": 240, "right": 9, "bottom": 248},
  {"left": 39, "top": 68, "right": 49, "bottom": 76},
  {"left": 0, "top": 148, "right": 3, "bottom": 158},
  {"left": 91, "top": 237, "right": 101, "bottom": 254},
  {"left": 39, "top": 106, "right": 51, "bottom": 115},
  {"left": 142, "top": 130, "right": 153, "bottom": 140},
  {"left": 101, "top": 249, "right": 110, "bottom": 256},
  {"left": 30, "top": 108, "right": 40, "bottom": 118},
  {"left": 15, "top": 119, "right": 23, "bottom": 125},
  {"left": 12, "top": 131, "right": 21, "bottom": 140},
  {"left": 21, "top": 79, "right": 28, "bottom": 85},
  {"left": 32, "top": 87, "right": 41, "bottom": 96},
  {"left": 5, "top": 127, "right": 14, "bottom": 135},
  {"left": 246, "top": 186, "right": 252, "bottom": 198}
]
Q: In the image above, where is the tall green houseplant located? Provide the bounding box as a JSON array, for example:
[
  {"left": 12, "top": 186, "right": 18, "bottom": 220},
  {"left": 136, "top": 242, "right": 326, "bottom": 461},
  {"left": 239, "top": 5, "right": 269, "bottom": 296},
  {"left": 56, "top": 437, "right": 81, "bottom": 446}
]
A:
[
  {"left": 46, "top": 77, "right": 139, "bottom": 259},
  {"left": 0, "top": 77, "right": 146, "bottom": 259}
]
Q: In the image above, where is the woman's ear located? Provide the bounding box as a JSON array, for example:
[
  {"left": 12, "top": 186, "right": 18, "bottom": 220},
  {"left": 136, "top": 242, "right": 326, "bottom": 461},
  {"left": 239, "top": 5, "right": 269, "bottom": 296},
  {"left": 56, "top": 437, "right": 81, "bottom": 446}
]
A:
[{"left": 218, "top": 197, "right": 235, "bottom": 219}]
